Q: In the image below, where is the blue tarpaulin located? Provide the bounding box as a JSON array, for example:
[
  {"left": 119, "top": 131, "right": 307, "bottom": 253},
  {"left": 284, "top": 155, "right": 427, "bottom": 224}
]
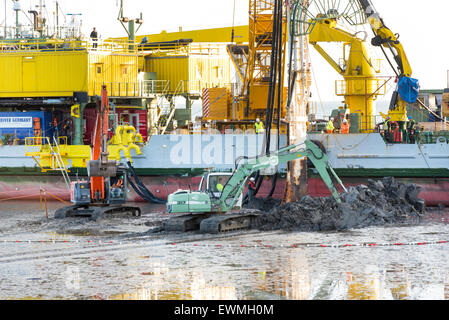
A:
[{"left": 397, "top": 76, "right": 420, "bottom": 103}]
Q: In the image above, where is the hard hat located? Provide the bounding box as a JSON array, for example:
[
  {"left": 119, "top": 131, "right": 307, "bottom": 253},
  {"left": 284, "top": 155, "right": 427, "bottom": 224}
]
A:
[
  {"left": 343, "top": 119, "right": 348, "bottom": 123},
  {"left": 256, "top": 118, "right": 260, "bottom": 122},
  {"left": 250, "top": 177, "right": 255, "bottom": 182},
  {"left": 330, "top": 117, "right": 334, "bottom": 121},
  {"left": 408, "top": 116, "right": 413, "bottom": 120}
]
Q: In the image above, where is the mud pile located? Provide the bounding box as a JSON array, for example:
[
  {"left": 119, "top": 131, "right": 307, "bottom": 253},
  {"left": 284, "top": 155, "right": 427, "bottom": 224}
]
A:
[
  {"left": 252, "top": 177, "right": 425, "bottom": 232},
  {"left": 244, "top": 197, "right": 282, "bottom": 212}
]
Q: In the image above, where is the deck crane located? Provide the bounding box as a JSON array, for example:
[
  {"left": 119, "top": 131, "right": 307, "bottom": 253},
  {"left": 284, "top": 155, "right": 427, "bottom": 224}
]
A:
[
  {"left": 356, "top": 0, "right": 419, "bottom": 124},
  {"left": 55, "top": 85, "right": 142, "bottom": 220},
  {"left": 293, "top": 0, "right": 419, "bottom": 131},
  {"left": 164, "top": 140, "right": 346, "bottom": 234}
]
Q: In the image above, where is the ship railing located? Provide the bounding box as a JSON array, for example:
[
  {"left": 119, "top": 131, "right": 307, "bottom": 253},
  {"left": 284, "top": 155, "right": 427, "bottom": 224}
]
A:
[
  {"left": 0, "top": 38, "right": 140, "bottom": 54},
  {"left": 91, "top": 80, "right": 171, "bottom": 98},
  {"left": 91, "top": 79, "right": 231, "bottom": 99},
  {"left": 357, "top": 115, "right": 387, "bottom": 133},
  {"left": 25, "top": 136, "right": 72, "bottom": 188},
  {"left": 25, "top": 136, "right": 68, "bottom": 156},
  {"left": 180, "top": 80, "right": 231, "bottom": 95},
  {"left": 140, "top": 42, "right": 228, "bottom": 57},
  {"left": 335, "top": 76, "right": 392, "bottom": 97}
]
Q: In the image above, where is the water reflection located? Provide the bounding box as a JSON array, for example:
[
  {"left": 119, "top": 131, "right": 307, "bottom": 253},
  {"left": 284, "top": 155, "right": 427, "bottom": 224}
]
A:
[
  {"left": 386, "top": 266, "right": 411, "bottom": 300},
  {"left": 190, "top": 276, "right": 236, "bottom": 300},
  {"left": 94, "top": 247, "right": 449, "bottom": 300},
  {"left": 107, "top": 257, "right": 236, "bottom": 300},
  {"left": 253, "top": 250, "right": 311, "bottom": 300},
  {"left": 346, "top": 266, "right": 384, "bottom": 300},
  {"left": 3, "top": 207, "right": 449, "bottom": 301}
]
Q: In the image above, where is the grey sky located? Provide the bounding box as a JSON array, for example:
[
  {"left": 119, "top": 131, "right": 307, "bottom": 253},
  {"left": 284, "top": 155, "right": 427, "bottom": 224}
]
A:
[{"left": 4, "top": 0, "right": 449, "bottom": 102}]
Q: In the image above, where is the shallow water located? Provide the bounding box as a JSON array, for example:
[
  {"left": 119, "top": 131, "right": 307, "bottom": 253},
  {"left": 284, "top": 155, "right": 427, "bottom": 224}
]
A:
[{"left": 0, "top": 201, "right": 448, "bottom": 300}]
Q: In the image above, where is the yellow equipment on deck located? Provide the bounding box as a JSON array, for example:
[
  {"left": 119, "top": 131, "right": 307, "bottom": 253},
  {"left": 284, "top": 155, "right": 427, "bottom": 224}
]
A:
[
  {"left": 25, "top": 125, "right": 143, "bottom": 172},
  {"left": 308, "top": 17, "right": 387, "bottom": 132}
]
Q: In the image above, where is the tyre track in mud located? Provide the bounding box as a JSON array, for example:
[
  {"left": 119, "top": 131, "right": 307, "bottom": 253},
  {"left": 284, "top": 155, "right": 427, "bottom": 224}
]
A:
[{"left": 0, "top": 229, "right": 282, "bottom": 264}]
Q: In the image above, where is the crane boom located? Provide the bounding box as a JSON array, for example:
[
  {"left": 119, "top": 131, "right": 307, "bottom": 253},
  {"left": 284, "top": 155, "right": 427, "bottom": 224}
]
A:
[
  {"left": 358, "top": 0, "right": 412, "bottom": 77},
  {"left": 357, "top": 0, "right": 418, "bottom": 122}
]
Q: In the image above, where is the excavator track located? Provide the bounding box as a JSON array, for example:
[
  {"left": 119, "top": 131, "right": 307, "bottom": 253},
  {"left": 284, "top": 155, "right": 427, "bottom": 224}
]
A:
[
  {"left": 162, "top": 212, "right": 259, "bottom": 234},
  {"left": 54, "top": 205, "right": 141, "bottom": 221},
  {"left": 199, "top": 213, "right": 260, "bottom": 234},
  {"left": 162, "top": 214, "right": 213, "bottom": 232}
]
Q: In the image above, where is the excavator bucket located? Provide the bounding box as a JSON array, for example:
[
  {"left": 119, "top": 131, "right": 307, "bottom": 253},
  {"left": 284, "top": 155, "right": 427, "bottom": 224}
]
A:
[{"left": 87, "top": 160, "right": 118, "bottom": 177}]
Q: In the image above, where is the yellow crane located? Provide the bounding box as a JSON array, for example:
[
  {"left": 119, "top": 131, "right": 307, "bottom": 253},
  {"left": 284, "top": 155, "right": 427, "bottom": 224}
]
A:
[
  {"left": 308, "top": 16, "right": 386, "bottom": 132},
  {"left": 358, "top": 0, "right": 416, "bottom": 125},
  {"left": 293, "top": 0, "right": 419, "bottom": 132},
  {"left": 226, "top": 0, "right": 288, "bottom": 126}
]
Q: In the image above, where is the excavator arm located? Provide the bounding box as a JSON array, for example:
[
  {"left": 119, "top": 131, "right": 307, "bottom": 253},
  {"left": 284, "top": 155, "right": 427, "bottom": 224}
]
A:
[{"left": 216, "top": 140, "right": 346, "bottom": 212}]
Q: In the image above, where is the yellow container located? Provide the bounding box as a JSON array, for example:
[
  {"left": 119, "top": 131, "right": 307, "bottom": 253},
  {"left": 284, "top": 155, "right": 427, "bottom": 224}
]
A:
[
  {"left": 0, "top": 39, "right": 140, "bottom": 98},
  {"left": 0, "top": 52, "right": 88, "bottom": 97},
  {"left": 144, "top": 50, "right": 231, "bottom": 95},
  {"left": 203, "top": 87, "right": 230, "bottom": 121},
  {"left": 88, "top": 52, "right": 139, "bottom": 97}
]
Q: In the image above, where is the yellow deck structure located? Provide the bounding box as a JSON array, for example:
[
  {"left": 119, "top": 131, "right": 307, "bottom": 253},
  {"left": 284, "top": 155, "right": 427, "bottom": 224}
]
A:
[
  {"left": 111, "top": 26, "right": 242, "bottom": 96},
  {"left": 0, "top": 39, "right": 145, "bottom": 98},
  {"left": 143, "top": 43, "right": 232, "bottom": 95},
  {"left": 110, "top": 26, "right": 249, "bottom": 44},
  {"left": 25, "top": 125, "right": 143, "bottom": 173}
]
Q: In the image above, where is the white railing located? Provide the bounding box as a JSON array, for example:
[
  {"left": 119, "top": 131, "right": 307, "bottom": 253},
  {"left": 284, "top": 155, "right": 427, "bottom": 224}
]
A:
[
  {"left": 25, "top": 136, "right": 71, "bottom": 189},
  {"left": 91, "top": 80, "right": 171, "bottom": 98}
]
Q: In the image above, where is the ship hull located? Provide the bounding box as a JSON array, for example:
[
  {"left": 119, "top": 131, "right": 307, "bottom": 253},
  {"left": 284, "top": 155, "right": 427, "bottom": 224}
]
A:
[
  {"left": 1, "top": 174, "right": 448, "bottom": 207},
  {"left": 1, "top": 133, "right": 448, "bottom": 206}
]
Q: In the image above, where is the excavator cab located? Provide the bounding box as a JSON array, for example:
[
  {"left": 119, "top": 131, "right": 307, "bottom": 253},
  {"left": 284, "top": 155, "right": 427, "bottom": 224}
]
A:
[
  {"left": 106, "top": 165, "right": 128, "bottom": 205},
  {"left": 70, "top": 165, "right": 128, "bottom": 206},
  {"left": 198, "top": 172, "right": 243, "bottom": 208},
  {"left": 166, "top": 172, "right": 243, "bottom": 215}
]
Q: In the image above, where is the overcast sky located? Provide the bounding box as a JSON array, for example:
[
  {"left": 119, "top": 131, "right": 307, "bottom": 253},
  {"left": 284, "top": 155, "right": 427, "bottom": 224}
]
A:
[{"left": 3, "top": 0, "right": 449, "bottom": 101}]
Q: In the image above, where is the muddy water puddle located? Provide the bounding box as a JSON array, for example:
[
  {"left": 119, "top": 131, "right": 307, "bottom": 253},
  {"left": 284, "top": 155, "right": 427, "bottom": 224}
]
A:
[{"left": 0, "top": 202, "right": 449, "bottom": 300}]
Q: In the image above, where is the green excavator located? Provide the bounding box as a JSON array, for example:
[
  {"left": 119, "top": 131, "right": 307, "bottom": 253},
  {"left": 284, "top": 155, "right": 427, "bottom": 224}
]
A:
[{"left": 164, "top": 140, "right": 346, "bottom": 234}]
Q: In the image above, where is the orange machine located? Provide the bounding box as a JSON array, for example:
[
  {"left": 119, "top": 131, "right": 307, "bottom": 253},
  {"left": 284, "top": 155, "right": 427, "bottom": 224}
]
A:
[{"left": 54, "top": 85, "right": 142, "bottom": 220}]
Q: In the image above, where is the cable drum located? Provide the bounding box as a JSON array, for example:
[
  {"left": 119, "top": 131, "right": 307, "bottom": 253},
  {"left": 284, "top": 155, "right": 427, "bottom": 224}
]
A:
[{"left": 291, "top": 0, "right": 368, "bottom": 37}]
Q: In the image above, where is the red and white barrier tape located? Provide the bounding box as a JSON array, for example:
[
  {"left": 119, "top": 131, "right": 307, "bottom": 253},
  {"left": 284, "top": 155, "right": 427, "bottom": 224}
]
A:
[{"left": 1, "top": 239, "right": 448, "bottom": 249}]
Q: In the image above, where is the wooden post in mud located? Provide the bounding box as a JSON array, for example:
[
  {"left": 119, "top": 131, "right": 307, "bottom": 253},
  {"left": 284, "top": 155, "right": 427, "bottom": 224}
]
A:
[
  {"left": 286, "top": 3, "right": 311, "bottom": 202},
  {"left": 44, "top": 192, "right": 48, "bottom": 219}
]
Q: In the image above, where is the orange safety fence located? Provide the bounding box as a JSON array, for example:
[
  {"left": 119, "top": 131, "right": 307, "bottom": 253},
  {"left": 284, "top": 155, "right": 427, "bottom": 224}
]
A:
[
  {"left": 40, "top": 189, "right": 71, "bottom": 219},
  {"left": 0, "top": 188, "right": 71, "bottom": 219}
]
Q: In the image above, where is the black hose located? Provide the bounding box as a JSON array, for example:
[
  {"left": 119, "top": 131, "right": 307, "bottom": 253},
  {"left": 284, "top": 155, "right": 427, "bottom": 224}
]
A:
[
  {"left": 246, "top": 0, "right": 284, "bottom": 202},
  {"left": 267, "top": 0, "right": 283, "bottom": 199},
  {"left": 127, "top": 174, "right": 157, "bottom": 203},
  {"left": 127, "top": 162, "right": 166, "bottom": 204}
]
